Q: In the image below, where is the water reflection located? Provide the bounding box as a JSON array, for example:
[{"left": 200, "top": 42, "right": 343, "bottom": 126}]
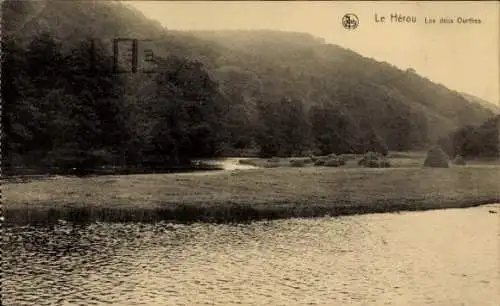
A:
[{"left": 4, "top": 204, "right": 499, "bottom": 305}]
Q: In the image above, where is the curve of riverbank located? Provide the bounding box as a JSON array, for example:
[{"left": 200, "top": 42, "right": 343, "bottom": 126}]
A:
[
  {"left": 5, "top": 198, "right": 499, "bottom": 227},
  {"left": 4, "top": 166, "right": 500, "bottom": 226}
]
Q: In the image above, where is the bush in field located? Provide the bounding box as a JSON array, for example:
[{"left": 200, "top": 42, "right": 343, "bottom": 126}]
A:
[
  {"left": 263, "top": 162, "right": 280, "bottom": 168},
  {"left": 359, "top": 159, "right": 379, "bottom": 168},
  {"left": 452, "top": 155, "right": 466, "bottom": 166},
  {"left": 358, "top": 151, "right": 391, "bottom": 168},
  {"left": 314, "top": 159, "right": 326, "bottom": 166},
  {"left": 313, "top": 155, "right": 346, "bottom": 167},
  {"left": 358, "top": 151, "right": 378, "bottom": 166},
  {"left": 379, "top": 159, "right": 391, "bottom": 168},
  {"left": 290, "top": 157, "right": 313, "bottom": 165},
  {"left": 324, "top": 159, "right": 341, "bottom": 167},
  {"left": 290, "top": 159, "right": 306, "bottom": 167},
  {"left": 423, "top": 146, "right": 449, "bottom": 168}
]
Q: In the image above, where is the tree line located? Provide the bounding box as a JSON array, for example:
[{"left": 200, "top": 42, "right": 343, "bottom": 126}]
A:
[
  {"left": 2, "top": 32, "right": 391, "bottom": 174},
  {"left": 440, "top": 115, "right": 499, "bottom": 159},
  {"left": 2, "top": 32, "right": 225, "bottom": 174},
  {"left": 4, "top": 32, "right": 497, "bottom": 175}
]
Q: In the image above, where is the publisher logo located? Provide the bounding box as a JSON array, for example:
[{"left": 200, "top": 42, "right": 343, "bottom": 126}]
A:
[{"left": 342, "top": 13, "right": 359, "bottom": 30}]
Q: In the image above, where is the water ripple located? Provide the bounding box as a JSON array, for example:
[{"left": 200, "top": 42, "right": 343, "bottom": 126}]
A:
[{"left": 3, "top": 204, "right": 499, "bottom": 305}]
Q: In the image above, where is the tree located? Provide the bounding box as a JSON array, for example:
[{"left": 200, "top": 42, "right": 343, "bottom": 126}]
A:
[
  {"left": 277, "top": 97, "right": 310, "bottom": 156},
  {"left": 440, "top": 115, "right": 499, "bottom": 159},
  {"left": 255, "top": 99, "right": 282, "bottom": 157},
  {"left": 149, "top": 56, "right": 225, "bottom": 165},
  {"left": 310, "top": 102, "right": 353, "bottom": 155},
  {"left": 4, "top": 33, "right": 132, "bottom": 172}
]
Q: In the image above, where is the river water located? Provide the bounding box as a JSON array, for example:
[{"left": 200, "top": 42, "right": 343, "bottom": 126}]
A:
[{"left": 4, "top": 204, "right": 499, "bottom": 306}]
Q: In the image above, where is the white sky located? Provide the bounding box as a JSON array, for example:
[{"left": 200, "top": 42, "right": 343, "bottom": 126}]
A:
[{"left": 126, "top": 1, "right": 499, "bottom": 105}]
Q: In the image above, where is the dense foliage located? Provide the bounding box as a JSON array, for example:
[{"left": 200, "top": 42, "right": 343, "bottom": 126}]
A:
[
  {"left": 440, "top": 115, "right": 500, "bottom": 159},
  {"left": 2, "top": 0, "right": 497, "bottom": 174},
  {"left": 2, "top": 33, "right": 226, "bottom": 172}
]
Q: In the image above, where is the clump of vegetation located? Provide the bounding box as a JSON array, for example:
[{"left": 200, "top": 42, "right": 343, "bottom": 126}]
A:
[
  {"left": 439, "top": 115, "right": 500, "bottom": 159},
  {"left": 324, "top": 159, "right": 342, "bottom": 167},
  {"left": 452, "top": 155, "right": 466, "bottom": 166},
  {"left": 358, "top": 152, "right": 391, "bottom": 168},
  {"left": 263, "top": 162, "right": 280, "bottom": 168},
  {"left": 379, "top": 159, "right": 391, "bottom": 168},
  {"left": 290, "top": 159, "right": 307, "bottom": 167},
  {"left": 314, "top": 159, "right": 326, "bottom": 166},
  {"left": 313, "top": 154, "right": 346, "bottom": 167},
  {"left": 423, "top": 146, "right": 449, "bottom": 168},
  {"left": 289, "top": 157, "right": 312, "bottom": 167}
]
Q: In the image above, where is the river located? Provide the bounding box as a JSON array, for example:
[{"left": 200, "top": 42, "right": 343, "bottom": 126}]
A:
[
  {"left": 3, "top": 204, "right": 499, "bottom": 305},
  {"left": 194, "top": 157, "right": 258, "bottom": 171}
]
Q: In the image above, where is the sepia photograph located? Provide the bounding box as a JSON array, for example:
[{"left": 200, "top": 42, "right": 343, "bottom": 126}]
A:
[{"left": 2, "top": 1, "right": 499, "bottom": 305}]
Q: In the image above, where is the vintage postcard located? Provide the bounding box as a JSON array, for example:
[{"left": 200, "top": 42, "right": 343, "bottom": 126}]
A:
[{"left": 2, "top": 1, "right": 499, "bottom": 305}]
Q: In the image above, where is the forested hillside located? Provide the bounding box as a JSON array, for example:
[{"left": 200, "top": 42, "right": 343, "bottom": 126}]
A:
[{"left": 2, "top": 0, "right": 497, "bottom": 173}]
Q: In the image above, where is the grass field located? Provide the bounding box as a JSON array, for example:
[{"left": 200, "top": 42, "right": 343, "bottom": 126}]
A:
[{"left": 4, "top": 153, "right": 500, "bottom": 225}]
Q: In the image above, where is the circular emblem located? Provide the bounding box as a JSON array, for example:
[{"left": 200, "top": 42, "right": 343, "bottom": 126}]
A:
[{"left": 342, "top": 13, "right": 359, "bottom": 30}]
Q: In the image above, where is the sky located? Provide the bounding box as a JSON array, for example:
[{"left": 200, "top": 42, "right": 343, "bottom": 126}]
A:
[{"left": 126, "top": 1, "right": 499, "bottom": 105}]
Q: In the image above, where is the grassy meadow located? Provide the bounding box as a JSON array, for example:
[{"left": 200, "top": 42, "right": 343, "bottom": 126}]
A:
[{"left": 4, "top": 151, "right": 500, "bottom": 225}]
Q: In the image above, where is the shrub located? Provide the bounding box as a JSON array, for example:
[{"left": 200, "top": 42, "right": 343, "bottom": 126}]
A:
[
  {"left": 290, "top": 157, "right": 313, "bottom": 164},
  {"left": 358, "top": 151, "right": 391, "bottom": 168},
  {"left": 452, "top": 155, "right": 466, "bottom": 166},
  {"left": 361, "top": 159, "right": 379, "bottom": 168},
  {"left": 358, "top": 152, "right": 377, "bottom": 166},
  {"left": 324, "top": 159, "right": 341, "bottom": 167},
  {"left": 313, "top": 155, "right": 347, "bottom": 167},
  {"left": 423, "top": 146, "right": 449, "bottom": 168},
  {"left": 379, "top": 159, "right": 391, "bottom": 168},
  {"left": 263, "top": 162, "right": 280, "bottom": 168},
  {"left": 290, "top": 159, "right": 306, "bottom": 167},
  {"left": 314, "top": 159, "right": 326, "bottom": 166}
]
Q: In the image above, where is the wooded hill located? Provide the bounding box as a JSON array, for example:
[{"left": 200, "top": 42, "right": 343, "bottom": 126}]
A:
[{"left": 2, "top": 0, "right": 497, "bottom": 173}]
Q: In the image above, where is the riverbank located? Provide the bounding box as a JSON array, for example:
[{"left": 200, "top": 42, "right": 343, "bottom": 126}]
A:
[{"left": 4, "top": 165, "right": 500, "bottom": 226}]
